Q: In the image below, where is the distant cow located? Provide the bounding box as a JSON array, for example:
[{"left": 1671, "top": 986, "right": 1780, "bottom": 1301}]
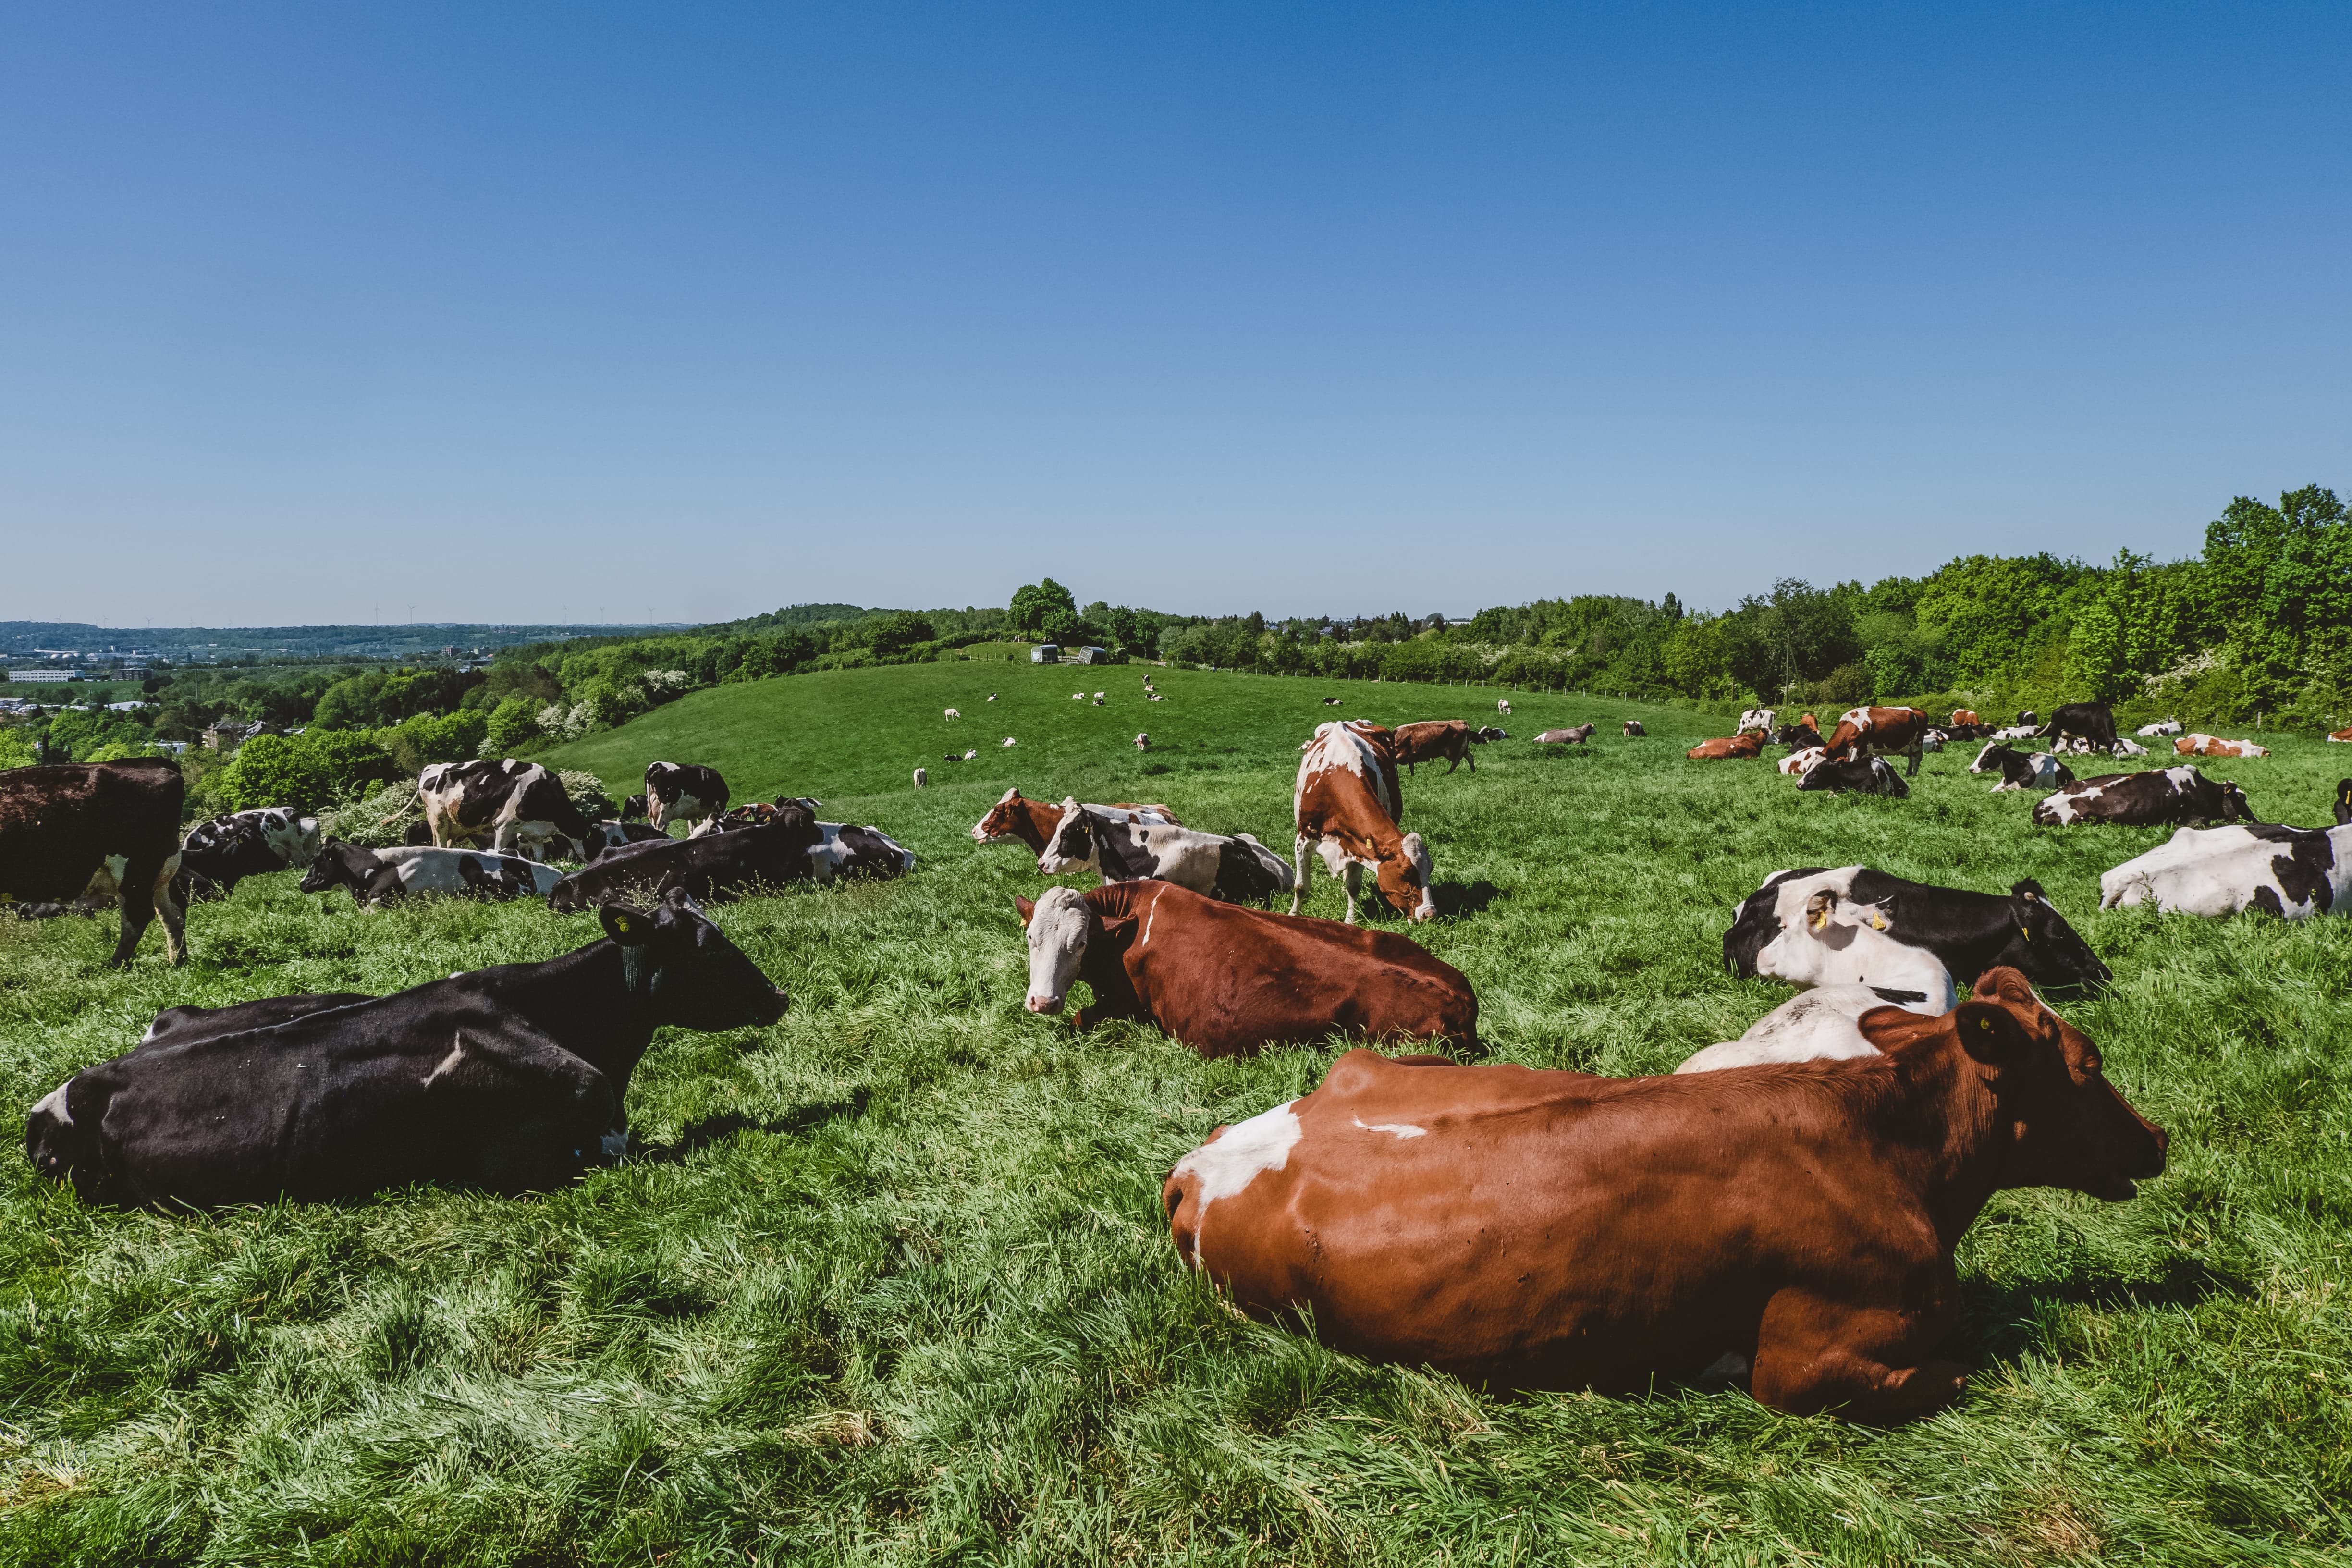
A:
[
  {"left": 913, "top": 767, "right": 928, "bottom": 787},
  {"left": 1293, "top": 722, "right": 1433, "bottom": 924},
  {"left": 1392, "top": 720, "right": 1506, "bottom": 773},
  {"left": 1796, "top": 757, "right": 1909, "bottom": 797},
  {"left": 1726, "top": 867, "right": 2110, "bottom": 994},
  {"left": 971, "top": 789, "right": 1181, "bottom": 854},
  {"left": 2016, "top": 710, "right": 2038, "bottom": 727},
  {"left": 2176, "top": 733, "right": 2270, "bottom": 759},
  {"left": 1687, "top": 733, "right": 1765, "bottom": 760},
  {"left": 0, "top": 759, "right": 187, "bottom": 966},
  {"left": 1162, "top": 968, "right": 2163, "bottom": 1416},
  {"left": 1969, "top": 743, "right": 2075, "bottom": 793},
  {"left": 944, "top": 708, "right": 959, "bottom": 720},
  {"left": 2140, "top": 720, "right": 2184, "bottom": 737},
  {"left": 2101, "top": 823, "right": 2352, "bottom": 919},
  {"left": 1002, "top": 736, "right": 1017, "bottom": 746},
  {"left": 1037, "top": 797, "right": 1293, "bottom": 903},
  {"left": 1535, "top": 725, "right": 1595, "bottom": 746},
  {"left": 1321, "top": 697, "right": 1344, "bottom": 706},
  {"left": 1737, "top": 707, "right": 1775, "bottom": 735},
  {"left": 176, "top": 808, "right": 323, "bottom": 901},
  {"left": 1623, "top": 720, "right": 1644, "bottom": 736},
  {"left": 1949, "top": 709, "right": 1980, "bottom": 727},
  {"left": 1134, "top": 733, "right": 1150, "bottom": 751},
  {"left": 2034, "top": 703, "right": 2119, "bottom": 754},
  {"left": 1821, "top": 706, "right": 1933, "bottom": 777},
  {"left": 547, "top": 810, "right": 824, "bottom": 912},
  {"left": 418, "top": 760, "right": 595, "bottom": 861},
  {"left": 643, "top": 761, "right": 730, "bottom": 832},
  {"left": 1771, "top": 721, "right": 1824, "bottom": 750},
  {"left": 2338, "top": 779, "right": 2352, "bottom": 825},
  {"left": 2033, "top": 767, "right": 2254, "bottom": 828},
  {"left": 25, "top": 891, "right": 787, "bottom": 1205},
  {"left": 300, "top": 841, "right": 564, "bottom": 905},
  {"left": 1496, "top": 699, "right": 1511, "bottom": 716},
  {"left": 1017, "top": 882, "right": 1474, "bottom": 1056}
]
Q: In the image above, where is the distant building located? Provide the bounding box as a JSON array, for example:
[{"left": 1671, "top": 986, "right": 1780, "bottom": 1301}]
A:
[{"left": 8, "top": 669, "right": 76, "bottom": 683}]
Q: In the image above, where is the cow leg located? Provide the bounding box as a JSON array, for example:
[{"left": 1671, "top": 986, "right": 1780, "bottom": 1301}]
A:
[
  {"left": 1749, "top": 1288, "right": 1964, "bottom": 1422},
  {"left": 153, "top": 857, "right": 187, "bottom": 966},
  {"left": 1904, "top": 739, "right": 1922, "bottom": 777},
  {"left": 491, "top": 818, "right": 519, "bottom": 856},
  {"left": 1290, "top": 835, "right": 1311, "bottom": 916},
  {"left": 1340, "top": 861, "right": 1363, "bottom": 925}
]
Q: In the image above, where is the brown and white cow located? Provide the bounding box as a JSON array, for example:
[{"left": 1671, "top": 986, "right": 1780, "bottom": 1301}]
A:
[
  {"left": 1293, "top": 722, "right": 1433, "bottom": 924},
  {"left": 1623, "top": 720, "right": 1645, "bottom": 736},
  {"left": 1536, "top": 725, "right": 1596, "bottom": 746},
  {"left": 1391, "top": 720, "right": 1506, "bottom": 774},
  {"left": 1822, "top": 707, "right": 1934, "bottom": 777},
  {"left": 1949, "top": 708, "right": 1981, "bottom": 728},
  {"left": 1163, "top": 967, "right": 2165, "bottom": 1419},
  {"left": 969, "top": 788, "right": 1181, "bottom": 854},
  {"left": 2330, "top": 727, "right": 2352, "bottom": 744},
  {"left": 1687, "top": 732, "right": 1765, "bottom": 760},
  {"left": 0, "top": 759, "right": 187, "bottom": 966},
  {"left": 2175, "top": 733, "right": 2270, "bottom": 759},
  {"left": 1016, "top": 882, "right": 1474, "bottom": 1055}
]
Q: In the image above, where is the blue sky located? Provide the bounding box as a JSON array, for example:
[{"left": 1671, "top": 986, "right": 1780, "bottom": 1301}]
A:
[{"left": 3, "top": 3, "right": 2347, "bottom": 625}]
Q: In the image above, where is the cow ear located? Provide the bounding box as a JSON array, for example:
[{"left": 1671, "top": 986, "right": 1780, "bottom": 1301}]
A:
[
  {"left": 600, "top": 904, "right": 654, "bottom": 945},
  {"left": 1955, "top": 1000, "right": 2027, "bottom": 1066},
  {"left": 1014, "top": 895, "right": 1036, "bottom": 926}
]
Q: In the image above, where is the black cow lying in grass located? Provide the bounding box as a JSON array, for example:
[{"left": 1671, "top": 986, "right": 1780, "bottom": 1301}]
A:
[
  {"left": 547, "top": 809, "right": 823, "bottom": 912},
  {"left": 24, "top": 892, "right": 788, "bottom": 1205}
]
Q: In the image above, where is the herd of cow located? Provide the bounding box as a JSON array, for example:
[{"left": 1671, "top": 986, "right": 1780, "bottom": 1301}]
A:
[{"left": 2, "top": 687, "right": 2345, "bottom": 1421}]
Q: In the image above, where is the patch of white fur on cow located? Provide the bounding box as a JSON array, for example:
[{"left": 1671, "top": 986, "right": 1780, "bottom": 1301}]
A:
[
  {"left": 1138, "top": 884, "right": 1166, "bottom": 949},
  {"left": 1675, "top": 984, "right": 1904, "bottom": 1073},
  {"left": 422, "top": 1036, "right": 467, "bottom": 1088},
  {"left": 28, "top": 1080, "right": 73, "bottom": 1129},
  {"left": 2100, "top": 824, "right": 2351, "bottom": 917},
  {"left": 1352, "top": 1115, "right": 1427, "bottom": 1139},
  {"left": 1024, "top": 885, "right": 1091, "bottom": 1011},
  {"left": 1170, "top": 1100, "right": 1303, "bottom": 1266}
]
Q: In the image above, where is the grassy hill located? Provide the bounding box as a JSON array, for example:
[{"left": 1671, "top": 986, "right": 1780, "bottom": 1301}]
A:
[{"left": 1, "top": 665, "right": 2347, "bottom": 1563}]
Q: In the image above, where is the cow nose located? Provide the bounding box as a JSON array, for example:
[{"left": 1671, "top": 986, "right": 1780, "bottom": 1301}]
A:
[{"left": 1026, "top": 994, "right": 1062, "bottom": 1014}]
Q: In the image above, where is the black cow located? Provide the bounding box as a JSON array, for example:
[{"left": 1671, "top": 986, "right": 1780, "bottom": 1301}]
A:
[
  {"left": 0, "top": 759, "right": 187, "bottom": 966},
  {"left": 547, "top": 809, "right": 822, "bottom": 912},
  {"left": 2337, "top": 779, "right": 2352, "bottom": 827},
  {"left": 2033, "top": 766, "right": 2255, "bottom": 828},
  {"left": 620, "top": 794, "right": 649, "bottom": 823},
  {"left": 1795, "top": 757, "right": 1909, "bottom": 796},
  {"left": 1772, "top": 722, "right": 1825, "bottom": 751},
  {"left": 2016, "top": 710, "right": 2038, "bottom": 727},
  {"left": 176, "top": 808, "right": 323, "bottom": 901},
  {"left": 24, "top": 891, "right": 788, "bottom": 1205},
  {"left": 417, "top": 760, "right": 596, "bottom": 861},
  {"left": 644, "top": 761, "right": 729, "bottom": 832},
  {"left": 1725, "top": 867, "right": 2111, "bottom": 992},
  {"left": 2034, "top": 703, "right": 2119, "bottom": 754}
]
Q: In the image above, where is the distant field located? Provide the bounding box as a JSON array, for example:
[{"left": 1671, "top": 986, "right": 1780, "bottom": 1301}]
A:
[{"left": 1, "top": 665, "right": 2347, "bottom": 1564}]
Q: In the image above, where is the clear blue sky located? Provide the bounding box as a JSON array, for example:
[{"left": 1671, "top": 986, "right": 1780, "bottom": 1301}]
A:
[{"left": 3, "top": 3, "right": 2347, "bottom": 626}]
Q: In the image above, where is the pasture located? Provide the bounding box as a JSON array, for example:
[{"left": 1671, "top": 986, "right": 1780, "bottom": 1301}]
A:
[{"left": 2, "top": 662, "right": 2347, "bottom": 1565}]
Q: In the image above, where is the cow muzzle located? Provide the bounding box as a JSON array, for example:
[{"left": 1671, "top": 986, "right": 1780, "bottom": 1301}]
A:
[{"left": 1026, "top": 993, "right": 1064, "bottom": 1015}]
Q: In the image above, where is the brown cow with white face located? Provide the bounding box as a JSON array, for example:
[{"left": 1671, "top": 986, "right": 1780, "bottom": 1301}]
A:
[
  {"left": 969, "top": 789, "right": 1181, "bottom": 853},
  {"left": 1822, "top": 706, "right": 1934, "bottom": 777},
  {"left": 1292, "top": 722, "right": 1434, "bottom": 924},
  {"left": 1164, "top": 967, "right": 2166, "bottom": 1421}
]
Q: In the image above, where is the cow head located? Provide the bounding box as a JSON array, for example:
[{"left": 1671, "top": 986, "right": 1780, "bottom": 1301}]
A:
[
  {"left": 1987, "top": 881, "right": 2110, "bottom": 990},
  {"left": 2336, "top": 779, "right": 2351, "bottom": 827},
  {"left": 621, "top": 794, "right": 648, "bottom": 822},
  {"left": 1474, "top": 726, "right": 1507, "bottom": 743},
  {"left": 1968, "top": 742, "right": 2009, "bottom": 775},
  {"left": 1038, "top": 797, "right": 1116, "bottom": 877},
  {"left": 972, "top": 787, "right": 1028, "bottom": 845},
  {"left": 1016, "top": 886, "right": 1096, "bottom": 1013},
  {"left": 597, "top": 890, "right": 787, "bottom": 1030},
  {"left": 298, "top": 840, "right": 377, "bottom": 895},
  {"left": 1948, "top": 968, "right": 2165, "bottom": 1200},
  {"left": 1374, "top": 832, "right": 1436, "bottom": 922},
  {"left": 2218, "top": 782, "right": 2255, "bottom": 823}
]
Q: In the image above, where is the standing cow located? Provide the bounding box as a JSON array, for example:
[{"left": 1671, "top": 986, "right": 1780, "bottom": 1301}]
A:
[
  {"left": 1391, "top": 720, "right": 1506, "bottom": 773},
  {"left": 1293, "top": 722, "right": 1434, "bottom": 924},
  {"left": 0, "top": 759, "right": 187, "bottom": 966},
  {"left": 2034, "top": 703, "right": 2120, "bottom": 754},
  {"left": 417, "top": 760, "right": 596, "bottom": 861},
  {"left": 643, "top": 761, "right": 730, "bottom": 832},
  {"left": 1821, "top": 707, "right": 1933, "bottom": 777}
]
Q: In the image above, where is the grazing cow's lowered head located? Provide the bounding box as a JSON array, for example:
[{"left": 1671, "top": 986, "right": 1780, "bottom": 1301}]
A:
[{"left": 620, "top": 795, "right": 648, "bottom": 822}]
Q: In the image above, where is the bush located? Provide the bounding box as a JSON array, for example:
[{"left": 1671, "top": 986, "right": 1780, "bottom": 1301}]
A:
[
  {"left": 484, "top": 695, "right": 543, "bottom": 755},
  {"left": 217, "top": 732, "right": 400, "bottom": 813},
  {"left": 378, "top": 709, "right": 490, "bottom": 776},
  {"left": 0, "top": 728, "right": 40, "bottom": 770}
]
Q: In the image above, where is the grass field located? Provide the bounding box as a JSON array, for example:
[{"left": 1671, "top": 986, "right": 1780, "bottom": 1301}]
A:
[{"left": 3, "top": 662, "right": 2349, "bottom": 1565}]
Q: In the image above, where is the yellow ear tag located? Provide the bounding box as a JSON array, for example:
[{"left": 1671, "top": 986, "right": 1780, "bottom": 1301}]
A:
[
  {"left": 2018, "top": 924, "right": 2031, "bottom": 941},
  {"left": 614, "top": 916, "right": 631, "bottom": 933}
]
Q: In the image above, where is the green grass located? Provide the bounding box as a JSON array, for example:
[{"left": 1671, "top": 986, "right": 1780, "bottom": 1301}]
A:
[{"left": 3, "top": 662, "right": 2349, "bottom": 1565}]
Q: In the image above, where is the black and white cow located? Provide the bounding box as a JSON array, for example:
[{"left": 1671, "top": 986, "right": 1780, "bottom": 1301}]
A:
[
  {"left": 24, "top": 891, "right": 788, "bottom": 1205},
  {"left": 582, "top": 820, "right": 670, "bottom": 856},
  {"left": 1725, "top": 867, "right": 2110, "bottom": 994},
  {"left": 176, "top": 808, "right": 323, "bottom": 901},
  {"left": 2031, "top": 767, "right": 2254, "bottom": 828},
  {"left": 1794, "top": 757, "right": 1909, "bottom": 796},
  {"left": 2034, "top": 703, "right": 2119, "bottom": 753},
  {"left": 1037, "top": 797, "right": 1296, "bottom": 903},
  {"left": 0, "top": 759, "right": 187, "bottom": 966},
  {"left": 1771, "top": 722, "right": 1825, "bottom": 751},
  {"left": 643, "top": 761, "right": 729, "bottom": 832},
  {"left": 2100, "top": 823, "right": 2352, "bottom": 919},
  {"left": 620, "top": 795, "right": 649, "bottom": 822},
  {"left": 417, "top": 760, "right": 596, "bottom": 861},
  {"left": 299, "top": 840, "right": 566, "bottom": 905},
  {"left": 687, "top": 799, "right": 916, "bottom": 883},
  {"left": 2138, "top": 720, "right": 2183, "bottom": 737},
  {"left": 2336, "top": 779, "right": 2351, "bottom": 826},
  {"left": 1969, "top": 743, "right": 2076, "bottom": 793},
  {"left": 547, "top": 809, "right": 825, "bottom": 913}
]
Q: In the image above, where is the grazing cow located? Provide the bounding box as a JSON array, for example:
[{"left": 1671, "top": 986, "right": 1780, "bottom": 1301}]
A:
[
  {"left": 2034, "top": 703, "right": 2119, "bottom": 754},
  {"left": 620, "top": 795, "right": 648, "bottom": 822},
  {"left": 1676, "top": 984, "right": 1935, "bottom": 1074},
  {"left": 299, "top": 841, "right": 564, "bottom": 905},
  {"left": 1777, "top": 746, "right": 1828, "bottom": 777},
  {"left": 1392, "top": 720, "right": 1506, "bottom": 773},
  {"left": 1726, "top": 868, "right": 2110, "bottom": 993},
  {"left": 1003, "top": 736, "right": 1017, "bottom": 746},
  {"left": 1134, "top": 733, "right": 1150, "bottom": 751},
  {"left": 1737, "top": 708, "right": 1776, "bottom": 735},
  {"left": 1687, "top": 733, "right": 1766, "bottom": 760},
  {"left": 1163, "top": 967, "right": 2164, "bottom": 1417},
  {"left": 1969, "top": 743, "right": 2076, "bottom": 793},
  {"left": 1496, "top": 699, "right": 1511, "bottom": 716},
  {"left": 546, "top": 810, "right": 825, "bottom": 912},
  {"left": 2033, "top": 767, "right": 2253, "bottom": 828},
  {"left": 2099, "top": 823, "right": 2351, "bottom": 918},
  {"left": 1623, "top": 720, "right": 1645, "bottom": 736},
  {"left": 1535, "top": 724, "right": 1596, "bottom": 746},
  {"left": 1037, "top": 798, "right": 1293, "bottom": 903},
  {"left": 971, "top": 789, "right": 1181, "bottom": 854},
  {"left": 913, "top": 767, "right": 928, "bottom": 788},
  {"left": 643, "top": 761, "right": 730, "bottom": 832},
  {"left": 2176, "top": 733, "right": 2270, "bottom": 759},
  {"left": 944, "top": 708, "right": 959, "bottom": 720},
  {"left": 1016, "top": 882, "right": 1474, "bottom": 1055},
  {"left": 1292, "top": 722, "right": 1433, "bottom": 925},
  {"left": 175, "top": 808, "right": 323, "bottom": 901},
  {"left": 1820, "top": 707, "right": 1933, "bottom": 777},
  {"left": 417, "top": 760, "right": 595, "bottom": 861},
  {"left": 2140, "top": 720, "right": 2184, "bottom": 737},
  {"left": 988, "top": 693, "right": 999, "bottom": 701},
  {"left": 1949, "top": 709, "right": 1980, "bottom": 727},
  {"left": 0, "top": 759, "right": 186, "bottom": 966},
  {"left": 1797, "top": 757, "right": 1909, "bottom": 797},
  {"left": 2016, "top": 710, "right": 2038, "bottom": 727},
  {"left": 24, "top": 892, "right": 788, "bottom": 1206},
  {"left": 2337, "top": 779, "right": 2352, "bottom": 825},
  {"left": 1321, "top": 697, "right": 1344, "bottom": 706}
]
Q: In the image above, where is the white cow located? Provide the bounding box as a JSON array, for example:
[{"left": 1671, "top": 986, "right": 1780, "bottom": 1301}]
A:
[
  {"left": 1002, "top": 736, "right": 1017, "bottom": 747},
  {"left": 2137, "top": 720, "right": 2183, "bottom": 737},
  {"left": 913, "top": 767, "right": 927, "bottom": 788},
  {"left": 1134, "top": 733, "right": 1150, "bottom": 751},
  {"left": 1741, "top": 886, "right": 1957, "bottom": 1013},
  {"left": 1675, "top": 985, "right": 1926, "bottom": 1074},
  {"left": 2100, "top": 824, "right": 2351, "bottom": 918},
  {"left": 1497, "top": 699, "right": 1512, "bottom": 715},
  {"left": 944, "top": 708, "right": 959, "bottom": 720}
]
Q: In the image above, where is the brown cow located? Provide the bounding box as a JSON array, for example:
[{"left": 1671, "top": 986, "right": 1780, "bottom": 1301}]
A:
[
  {"left": 1949, "top": 708, "right": 1981, "bottom": 727},
  {"left": 1391, "top": 720, "right": 1506, "bottom": 774},
  {"left": 1292, "top": 722, "right": 1433, "bottom": 923},
  {"left": 1536, "top": 724, "right": 1597, "bottom": 745},
  {"left": 1622, "top": 720, "right": 1645, "bottom": 736},
  {"left": 2174, "top": 733, "right": 2270, "bottom": 759},
  {"left": 1822, "top": 706, "right": 1933, "bottom": 777},
  {"left": 1017, "top": 882, "right": 1474, "bottom": 1056},
  {"left": 969, "top": 788, "right": 1180, "bottom": 853},
  {"left": 1164, "top": 967, "right": 2165, "bottom": 1421},
  {"left": 0, "top": 759, "right": 188, "bottom": 966},
  {"left": 1686, "top": 732, "right": 1765, "bottom": 760}
]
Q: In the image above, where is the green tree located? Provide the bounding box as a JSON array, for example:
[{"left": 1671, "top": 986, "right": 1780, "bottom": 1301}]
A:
[
  {"left": 1009, "top": 578, "right": 1078, "bottom": 638},
  {"left": 484, "top": 695, "right": 542, "bottom": 755},
  {"left": 2066, "top": 599, "right": 2135, "bottom": 703}
]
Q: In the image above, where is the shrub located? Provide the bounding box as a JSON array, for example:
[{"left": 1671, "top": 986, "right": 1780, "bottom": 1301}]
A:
[
  {"left": 218, "top": 732, "right": 399, "bottom": 813},
  {"left": 484, "top": 695, "right": 543, "bottom": 755},
  {"left": 379, "top": 709, "right": 490, "bottom": 776},
  {"left": 0, "top": 728, "right": 41, "bottom": 770}
]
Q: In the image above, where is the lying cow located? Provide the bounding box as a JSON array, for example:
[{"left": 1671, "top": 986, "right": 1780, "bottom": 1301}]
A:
[
  {"left": 1796, "top": 757, "right": 1908, "bottom": 796},
  {"left": 2331, "top": 728, "right": 2352, "bottom": 744},
  {"left": 1772, "top": 722, "right": 1824, "bottom": 750},
  {"left": 1687, "top": 732, "right": 1765, "bottom": 760},
  {"left": 546, "top": 810, "right": 823, "bottom": 912},
  {"left": 300, "top": 840, "right": 565, "bottom": 905},
  {"left": 1989, "top": 724, "right": 2038, "bottom": 741},
  {"left": 1017, "top": 882, "right": 1474, "bottom": 1056},
  {"left": 1163, "top": 967, "right": 2164, "bottom": 1417},
  {"left": 1623, "top": 720, "right": 1644, "bottom": 737},
  {"left": 2176, "top": 733, "right": 2270, "bottom": 759},
  {"left": 1391, "top": 720, "right": 1506, "bottom": 773},
  {"left": 25, "top": 891, "right": 787, "bottom": 1205},
  {"left": 2140, "top": 720, "right": 2184, "bottom": 737},
  {"left": 644, "top": 760, "right": 729, "bottom": 831},
  {"left": 1737, "top": 707, "right": 1775, "bottom": 734},
  {"left": 1293, "top": 722, "right": 1433, "bottom": 924},
  {"left": 970, "top": 788, "right": 1181, "bottom": 854},
  {"left": 583, "top": 819, "right": 671, "bottom": 855},
  {"left": 1535, "top": 725, "right": 1595, "bottom": 746},
  {"left": 1776, "top": 746, "right": 1827, "bottom": 777},
  {"left": 1821, "top": 706, "right": 1933, "bottom": 776},
  {"left": 2099, "top": 823, "right": 2352, "bottom": 918},
  {"left": 1949, "top": 709, "right": 1981, "bottom": 727},
  {"left": 418, "top": 760, "right": 595, "bottom": 861},
  {"left": 175, "top": 808, "right": 323, "bottom": 901},
  {"left": 0, "top": 758, "right": 186, "bottom": 966},
  {"left": 2034, "top": 702, "right": 2119, "bottom": 754},
  {"left": 1036, "top": 796, "right": 1292, "bottom": 902},
  {"left": 1725, "top": 867, "right": 2110, "bottom": 993},
  {"left": 1969, "top": 743, "right": 2075, "bottom": 792},
  {"left": 1675, "top": 984, "right": 1933, "bottom": 1074},
  {"left": 2031, "top": 767, "right": 2253, "bottom": 827}
]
